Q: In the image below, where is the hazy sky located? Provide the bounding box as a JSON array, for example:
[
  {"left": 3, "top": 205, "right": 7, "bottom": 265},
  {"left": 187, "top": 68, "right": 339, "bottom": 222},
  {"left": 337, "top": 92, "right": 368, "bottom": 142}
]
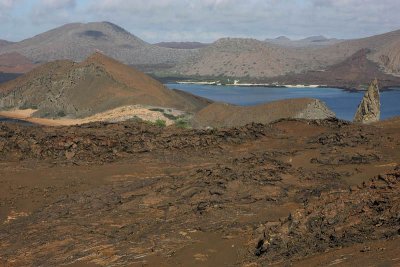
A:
[{"left": 1, "top": 0, "right": 399, "bottom": 43}]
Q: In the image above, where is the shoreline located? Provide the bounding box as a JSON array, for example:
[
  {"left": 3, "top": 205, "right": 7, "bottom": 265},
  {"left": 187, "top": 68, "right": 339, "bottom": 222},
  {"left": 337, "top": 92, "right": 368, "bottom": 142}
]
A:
[{"left": 168, "top": 81, "right": 400, "bottom": 91}]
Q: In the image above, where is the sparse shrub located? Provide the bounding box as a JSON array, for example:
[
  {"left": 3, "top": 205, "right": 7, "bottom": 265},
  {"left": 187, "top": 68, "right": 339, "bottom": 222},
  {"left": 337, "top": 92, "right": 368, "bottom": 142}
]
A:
[
  {"left": 149, "top": 108, "right": 164, "bottom": 112},
  {"left": 175, "top": 118, "right": 190, "bottom": 129},
  {"left": 155, "top": 119, "right": 166, "bottom": 127},
  {"left": 20, "top": 103, "right": 38, "bottom": 110},
  {"left": 162, "top": 112, "right": 177, "bottom": 120},
  {"left": 20, "top": 103, "right": 30, "bottom": 110},
  {"left": 132, "top": 115, "right": 143, "bottom": 121},
  {"left": 57, "top": 111, "right": 66, "bottom": 117}
]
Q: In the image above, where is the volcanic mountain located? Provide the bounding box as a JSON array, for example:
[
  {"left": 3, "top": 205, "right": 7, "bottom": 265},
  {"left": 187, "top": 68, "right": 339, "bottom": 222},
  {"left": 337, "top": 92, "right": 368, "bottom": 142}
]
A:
[
  {"left": 0, "top": 22, "right": 196, "bottom": 72},
  {"left": 176, "top": 29, "right": 400, "bottom": 80},
  {"left": 0, "top": 53, "right": 209, "bottom": 118},
  {"left": 2, "top": 21, "right": 400, "bottom": 86}
]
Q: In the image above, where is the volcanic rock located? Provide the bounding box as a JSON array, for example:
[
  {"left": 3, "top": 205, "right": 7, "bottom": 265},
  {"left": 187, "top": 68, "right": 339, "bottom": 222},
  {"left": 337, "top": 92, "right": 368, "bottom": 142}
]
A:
[
  {"left": 192, "top": 98, "right": 335, "bottom": 128},
  {"left": 353, "top": 79, "right": 380, "bottom": 123},
  {"left": 255, "top": 170, "right": 400, "bottom": 263}
]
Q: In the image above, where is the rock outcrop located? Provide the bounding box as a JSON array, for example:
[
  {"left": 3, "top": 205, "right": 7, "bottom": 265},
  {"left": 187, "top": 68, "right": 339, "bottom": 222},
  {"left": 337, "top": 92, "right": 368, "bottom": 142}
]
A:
[
  {"left": 353, "top": 79, "right": 380, "bottom": 123},
  {"left": 192, "top": 98, "right": 335, "bottom": 128}
]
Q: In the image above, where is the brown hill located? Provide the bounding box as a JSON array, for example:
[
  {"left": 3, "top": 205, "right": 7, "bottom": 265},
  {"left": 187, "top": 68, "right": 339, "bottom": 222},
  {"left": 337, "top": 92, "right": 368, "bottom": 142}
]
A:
[
  {"left": 0, "top": 40, "right": 13, "bottom": 47},
  {"left": 264, "top": 49, "right": 400, "bottom": 89},
  {"left": 372, "top": 39, "right": 400, "bottom": 75},
  {"left": 192, "top": 98, "right": 335, "bottom": 128},
  {"left": 176, "top": 38, "right": 320, "bottom": 78},
  {"left": 0, "top": 52, "right": 38, "bottom": 73},
  {"left": 0, "top": 53, "right": 209, "bottom": 118},
  {"left": 176, "top": 30, "right": 400, "bottom": 80}
]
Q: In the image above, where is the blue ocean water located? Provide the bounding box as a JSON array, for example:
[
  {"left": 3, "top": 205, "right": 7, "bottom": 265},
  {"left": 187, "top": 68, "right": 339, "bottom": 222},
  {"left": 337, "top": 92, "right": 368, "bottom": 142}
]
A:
[{"left": 166, "top": 83, "right": 400, "bottom": 121}]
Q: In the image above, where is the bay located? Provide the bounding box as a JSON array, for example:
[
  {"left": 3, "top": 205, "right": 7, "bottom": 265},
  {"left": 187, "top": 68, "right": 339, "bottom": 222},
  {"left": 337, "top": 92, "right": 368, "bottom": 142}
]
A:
[{"left": 166, "top": 83, "right": 400, "bottom": 121}]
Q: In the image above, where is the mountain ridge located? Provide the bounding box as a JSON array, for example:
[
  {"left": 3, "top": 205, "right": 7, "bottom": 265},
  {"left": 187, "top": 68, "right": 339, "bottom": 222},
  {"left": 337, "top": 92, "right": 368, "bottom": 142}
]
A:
[
  {"left": 176, "top": 28, "right": 400, "bottom": 79},
  {"left": 1, "top": 22, "right": 399, "bottom": 82},
  {"left": 265, "top": 35, "right": 343, "bottom": 47},
  {"left": 0, "top": 22, "right": 197, "bottom": 72}
]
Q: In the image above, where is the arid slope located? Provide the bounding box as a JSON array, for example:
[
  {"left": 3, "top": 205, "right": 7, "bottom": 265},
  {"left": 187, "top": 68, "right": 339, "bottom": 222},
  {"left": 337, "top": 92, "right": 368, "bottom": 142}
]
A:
[
  {"left": 176, "top": 29, "right": 400, "bottom": 79},
  {"left": 0, "top": 52, "right": 38, "bottom": 73},
  {"left": 192, "top": 98, "right": 335, "bottom": 128},
  {"left": 0, "top": 53, "right": 209, "bottom": 118}
]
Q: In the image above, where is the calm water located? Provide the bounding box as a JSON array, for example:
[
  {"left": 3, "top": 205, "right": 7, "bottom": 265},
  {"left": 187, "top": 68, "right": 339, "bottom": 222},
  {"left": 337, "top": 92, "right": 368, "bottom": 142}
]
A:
[{"left": 166, "top": 83, "right": 400, "bottom": 121}]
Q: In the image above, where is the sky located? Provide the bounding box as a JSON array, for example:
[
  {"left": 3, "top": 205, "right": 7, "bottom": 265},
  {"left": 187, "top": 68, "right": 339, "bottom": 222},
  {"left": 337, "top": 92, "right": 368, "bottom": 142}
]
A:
[{"left": 0, "top": 0, "right": 399, "bottom": 43}]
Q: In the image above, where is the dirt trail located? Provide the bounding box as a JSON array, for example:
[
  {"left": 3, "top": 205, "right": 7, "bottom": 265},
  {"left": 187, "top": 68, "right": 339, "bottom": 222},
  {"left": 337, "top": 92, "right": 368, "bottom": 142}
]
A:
[{"left": 0, "top": 118, "right": 399, "bottom": 266}]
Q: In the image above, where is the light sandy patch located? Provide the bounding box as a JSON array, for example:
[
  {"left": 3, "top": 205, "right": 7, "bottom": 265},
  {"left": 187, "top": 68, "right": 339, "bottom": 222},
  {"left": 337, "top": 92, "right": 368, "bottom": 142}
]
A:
[
  {"left": 4, "top": 210, "right": 29, "bottom": 224},
  {"left": 0, "top": 108, "right": 36, "bottom": 119},
  {"left": 0, "top": 105, "right": 185, "bottom": 126}
]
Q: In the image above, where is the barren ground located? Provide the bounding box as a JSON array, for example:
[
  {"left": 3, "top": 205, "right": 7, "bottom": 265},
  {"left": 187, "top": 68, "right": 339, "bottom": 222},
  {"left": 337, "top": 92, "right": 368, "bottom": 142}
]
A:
[
  {"left": 0, "top": 106, "right": 183, "bottom": 126},
  {"left": 0, "top": 117, "right": 399, "bottom": 266}
]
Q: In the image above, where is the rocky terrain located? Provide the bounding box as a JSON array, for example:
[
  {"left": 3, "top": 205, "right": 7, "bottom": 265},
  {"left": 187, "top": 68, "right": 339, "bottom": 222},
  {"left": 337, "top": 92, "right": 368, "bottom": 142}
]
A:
[
  {"left": 192, "top": 98, "right": 335, "bottom": 128},
  {"left": 354, "top": 79, "right": 380, "bottom": 123},
  {"left": 253, "top": 169, "right": 400, "bottom": 265},
  {"left": 372, "top": 39, "right": 400, "bottom": 76},
  {"left": 0, "top": 52, "right": 209, "bottom": 119},
  {"left": 0, "top": 116, "right": 399, "bottom": 266}
]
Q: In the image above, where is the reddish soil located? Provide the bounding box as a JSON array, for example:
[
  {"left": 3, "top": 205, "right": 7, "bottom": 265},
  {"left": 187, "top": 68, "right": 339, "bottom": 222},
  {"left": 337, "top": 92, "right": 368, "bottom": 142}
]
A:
[
  {"left": 0, "top": 52, "right": 37, "bottom": 73},
  {"left": 0, "top": 53, "right": 210, "bottom": 118},
  {"left": 0, "top": 117, "right": 399, "bottom": 266}
]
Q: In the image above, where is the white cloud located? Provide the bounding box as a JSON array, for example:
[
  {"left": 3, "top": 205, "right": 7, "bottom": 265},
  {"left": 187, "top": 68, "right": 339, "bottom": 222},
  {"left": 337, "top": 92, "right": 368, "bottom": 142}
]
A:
[
  {"left": 0, "top": 0, "right": 19, "bottom": 8},
  {"left": 0, "top": 0, "right": 399, "bottom": 42},
  {"left": 39, "top": 0, "right": 76, "bottom": 9}
]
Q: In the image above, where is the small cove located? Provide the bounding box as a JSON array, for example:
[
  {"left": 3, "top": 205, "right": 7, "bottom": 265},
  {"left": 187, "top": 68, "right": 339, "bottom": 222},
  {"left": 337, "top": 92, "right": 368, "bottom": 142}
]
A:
[{"left": 166, "top": 83, "right": 400, "bottom": 121}]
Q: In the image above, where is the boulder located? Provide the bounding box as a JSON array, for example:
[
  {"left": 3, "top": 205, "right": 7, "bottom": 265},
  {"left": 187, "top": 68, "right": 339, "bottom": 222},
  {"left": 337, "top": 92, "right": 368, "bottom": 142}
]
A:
[{"left": 353, "top": 79, "right": 380, "bottom": 123}]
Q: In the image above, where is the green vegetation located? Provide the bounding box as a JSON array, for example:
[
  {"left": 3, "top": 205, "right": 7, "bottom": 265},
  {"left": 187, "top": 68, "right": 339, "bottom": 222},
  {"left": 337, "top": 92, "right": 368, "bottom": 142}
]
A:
[
  {"left": 155, "top": 119, "right": 166, "bottom": 127},
  {"left": 174, "top": 118, "right": 190, "bottom": 129},
  {"left": 149, "top": 107, "right": 180, "bottom": 120},
  {"left": 20, "top": 103, "right": 38, "bottom": 110},
  {"left": 162, "top": 113, "right": 178, "bottom": 120},
  {"left": 57, "top": 111, "right": 66, "bottom": 117},
  {"left": 149, "top": 108, "right": 164, "bottom": 113}
]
